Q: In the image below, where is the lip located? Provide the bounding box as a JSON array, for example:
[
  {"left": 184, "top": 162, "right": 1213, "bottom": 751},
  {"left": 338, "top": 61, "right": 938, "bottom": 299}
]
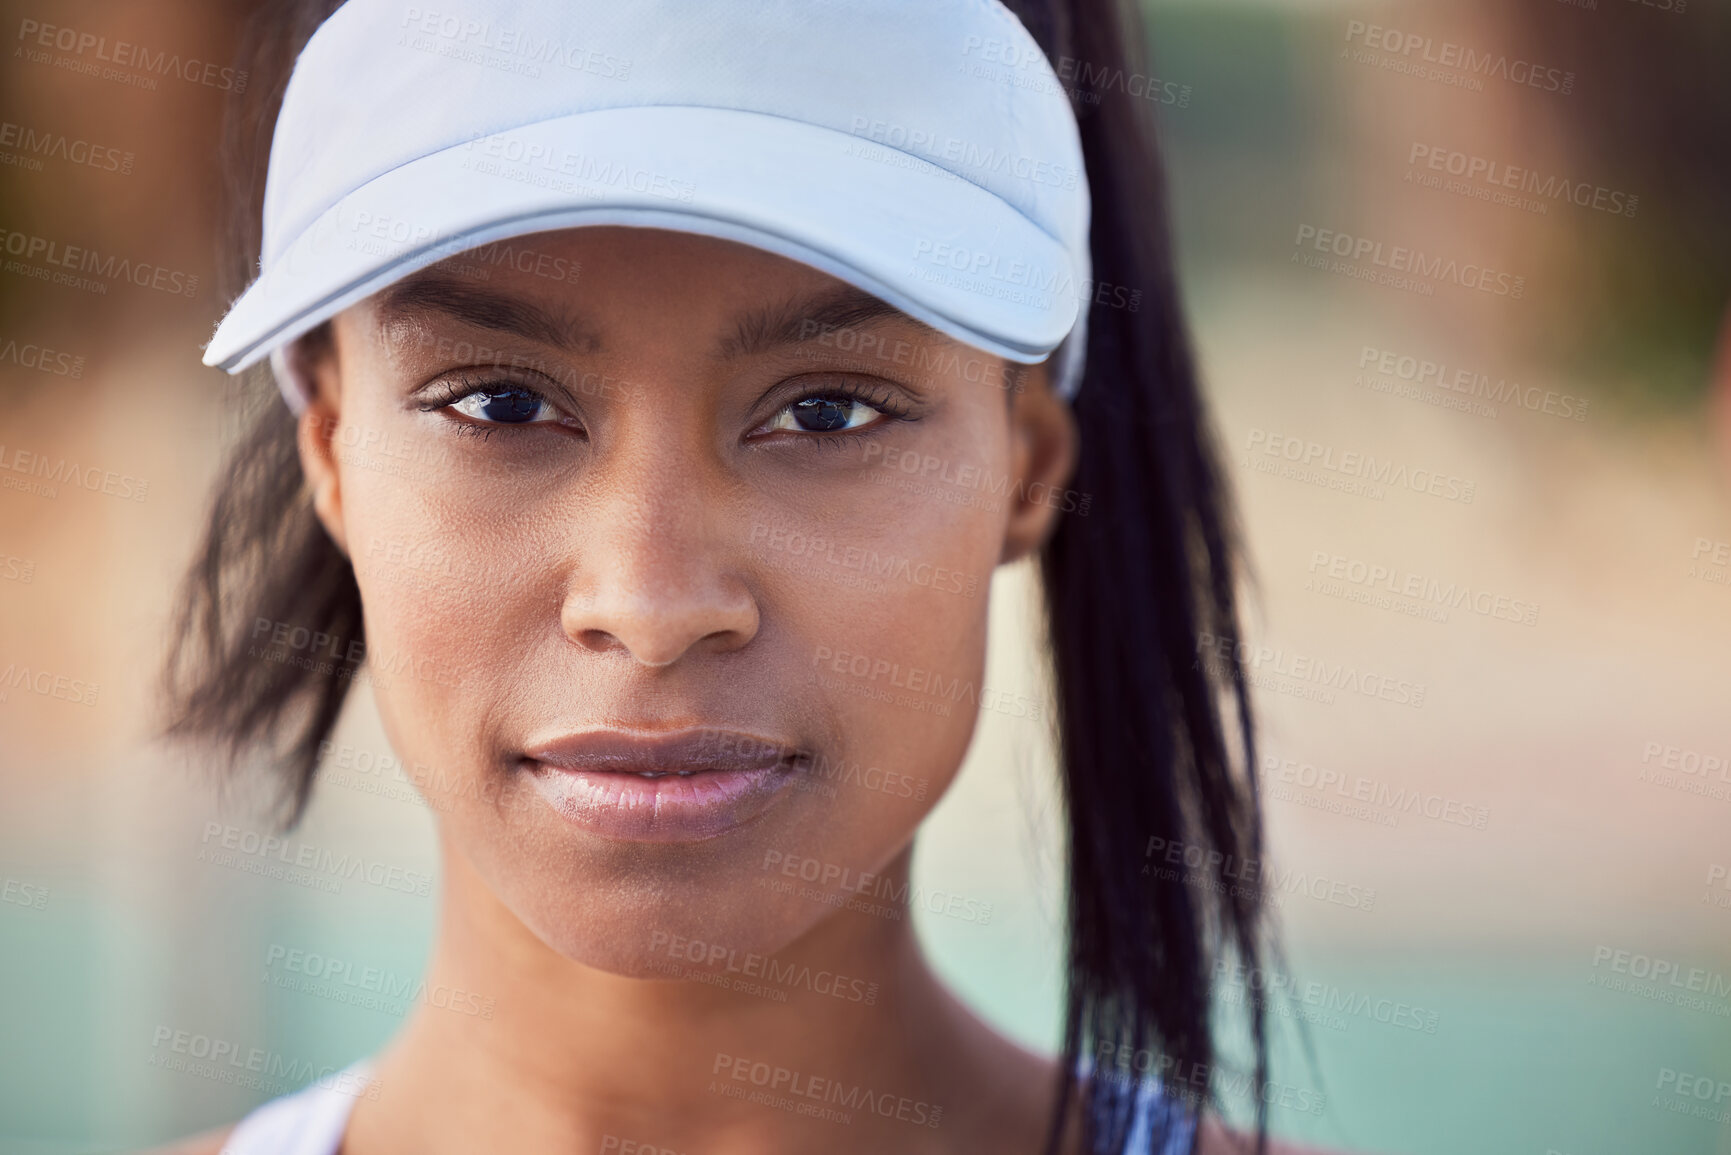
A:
[{"left": 520, "top": 728, "right": 806, "bottom": 843}]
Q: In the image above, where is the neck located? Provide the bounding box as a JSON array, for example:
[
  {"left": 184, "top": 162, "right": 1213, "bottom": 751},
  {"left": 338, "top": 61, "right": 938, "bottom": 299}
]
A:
[{"left": 346, "top": 834, "right": 1028, "bottom": 1154}]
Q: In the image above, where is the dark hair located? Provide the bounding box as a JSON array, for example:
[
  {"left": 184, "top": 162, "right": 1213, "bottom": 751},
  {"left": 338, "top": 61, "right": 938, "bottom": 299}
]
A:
[
  {"left": 1002, "top": 2, "right": 1270, "bottom": 1152},
  {"left": 162, "top": 2, "right": 1270, "bottom": 1152},
  {"left": 161, "top": 0, "right": 355, "bottom": 826}
]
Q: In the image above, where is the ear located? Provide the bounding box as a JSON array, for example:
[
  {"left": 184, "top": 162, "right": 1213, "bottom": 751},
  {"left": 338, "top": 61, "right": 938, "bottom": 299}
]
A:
[
  {"left": 292, "top": 333, "right": 350, "bottom": 557},
  {"left": 1000, "top": 360, "right": 1080, "bottom": 566}
]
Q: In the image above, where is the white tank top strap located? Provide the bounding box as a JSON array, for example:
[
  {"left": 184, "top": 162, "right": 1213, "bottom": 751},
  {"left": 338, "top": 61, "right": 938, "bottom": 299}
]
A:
[
  {"left": 214, "top": 1054, "right": 1194, "bottom": 1154},
  {"left": 219, "top": 1060, "right": 374, "bottom": 1155}
]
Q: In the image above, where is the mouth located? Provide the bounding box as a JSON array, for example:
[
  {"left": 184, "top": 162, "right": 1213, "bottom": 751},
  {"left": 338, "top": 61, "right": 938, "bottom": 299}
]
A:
[{"left": 518, "top": 727, "right": 807, "bottom": 843}]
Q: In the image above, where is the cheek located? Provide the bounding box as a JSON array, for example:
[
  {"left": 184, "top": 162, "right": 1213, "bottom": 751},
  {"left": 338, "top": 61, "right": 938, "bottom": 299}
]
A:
[
  {"left": 770, "top": 448, "right": 1004, "bottom": 840},
  {"left": 334, "top": 421, "right": 564, "bottom": 781}
]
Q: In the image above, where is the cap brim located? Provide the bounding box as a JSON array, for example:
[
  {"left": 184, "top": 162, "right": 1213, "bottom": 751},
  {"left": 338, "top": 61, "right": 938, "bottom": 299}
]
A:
[{"left": 204, "top": 105, "right": 1080, "bottom": 375}]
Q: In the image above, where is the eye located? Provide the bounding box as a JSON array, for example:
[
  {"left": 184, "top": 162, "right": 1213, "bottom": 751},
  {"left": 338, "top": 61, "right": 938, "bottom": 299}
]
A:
[
  {"left": 448, "top": 387, "right": 559, "bottom": 426},
  {"left": 417, "top": 375, "right": 580, "bottom": 436},
  {"left": 759, "top": 382, "right": 911, "bottom": 437},
  {"left": 767, "top": 395, "right": 883, "bottom": 434}
]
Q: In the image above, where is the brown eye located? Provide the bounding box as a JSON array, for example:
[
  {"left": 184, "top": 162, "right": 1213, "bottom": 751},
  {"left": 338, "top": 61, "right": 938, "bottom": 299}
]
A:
[
  {"left": 765, "top": 393, "right": 891, "bottom": 435},
  {"left": 450, "top": 388, "right": 556, "bottom": 425}
]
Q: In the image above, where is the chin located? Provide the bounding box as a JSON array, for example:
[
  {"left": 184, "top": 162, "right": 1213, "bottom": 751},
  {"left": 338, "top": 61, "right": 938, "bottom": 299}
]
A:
[{"left": 490, "top": 852, "right": 832, "bottom": 977}]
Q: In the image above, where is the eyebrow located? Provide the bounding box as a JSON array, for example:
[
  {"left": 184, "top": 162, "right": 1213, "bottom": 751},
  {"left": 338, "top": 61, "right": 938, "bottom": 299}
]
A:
[
  {"left": 716, "top": 285, "right": 942, "bottom": 360},
  {"left": 377, "top": 275, "right": 939, "bottom": 361},
  {"left": 377, "top": 275, "right": 603, "bottom": 354}
]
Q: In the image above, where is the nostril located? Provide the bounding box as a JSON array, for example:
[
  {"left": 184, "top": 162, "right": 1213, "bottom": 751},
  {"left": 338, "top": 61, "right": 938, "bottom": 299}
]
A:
[
  {"left": 560, "top": 571, "right": 760, "bottom": 667},
  {"left": 572, "top": 627, "right": 626, "bottom": 655}
]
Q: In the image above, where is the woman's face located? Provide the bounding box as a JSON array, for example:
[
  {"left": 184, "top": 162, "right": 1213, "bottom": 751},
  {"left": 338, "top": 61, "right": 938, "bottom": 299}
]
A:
[{"left": 298, "top": 226, "right": 1075, "bottom": 972}]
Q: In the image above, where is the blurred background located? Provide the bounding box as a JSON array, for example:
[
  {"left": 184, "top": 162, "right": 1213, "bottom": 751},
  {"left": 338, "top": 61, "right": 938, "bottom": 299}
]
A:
[{"left": 2, "top": 0, "right": 1728, "bottom": 1152}]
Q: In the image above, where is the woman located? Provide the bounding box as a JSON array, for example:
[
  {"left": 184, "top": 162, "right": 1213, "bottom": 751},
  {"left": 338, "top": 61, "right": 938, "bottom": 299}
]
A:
[{"left": 156, "top": 0, "right": 1290, "bottom": 1152}]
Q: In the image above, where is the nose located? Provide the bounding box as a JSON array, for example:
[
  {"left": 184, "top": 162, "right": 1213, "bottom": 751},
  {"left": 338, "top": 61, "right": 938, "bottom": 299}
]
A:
[{"left": 558, "top": 446, "right": 760, "bottom": 668}]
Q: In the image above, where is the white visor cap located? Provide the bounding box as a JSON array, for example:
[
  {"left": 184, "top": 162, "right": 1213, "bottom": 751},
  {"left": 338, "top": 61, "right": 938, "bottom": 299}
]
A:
[{"left": 203, "top": 0, "right": 1094, "bottom": 410}]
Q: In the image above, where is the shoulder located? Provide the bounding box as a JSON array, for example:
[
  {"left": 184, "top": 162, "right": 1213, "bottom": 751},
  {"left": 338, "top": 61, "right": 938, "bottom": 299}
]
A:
[
  {"left": 130, "top": 1125, "right": 236, "bottom": 1155},
  {"left": 126, "top": 1060, "right": 369, "bottom": 1155},
  {"left": 1196, "top": 1116, "right": 1352, "bottom": 1155}
]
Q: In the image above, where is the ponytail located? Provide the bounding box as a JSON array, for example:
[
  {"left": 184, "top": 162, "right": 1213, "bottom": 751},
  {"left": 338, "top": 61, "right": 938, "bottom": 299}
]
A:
[{"left": 1008, "top": 0, "right": 1273, "bottom": 1150}]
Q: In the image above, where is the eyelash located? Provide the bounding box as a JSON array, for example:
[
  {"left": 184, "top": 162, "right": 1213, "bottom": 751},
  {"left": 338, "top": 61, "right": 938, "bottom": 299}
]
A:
[
  {"left": 418, "top": 374, "right": 915, "bottom": 443},
  {"left": 769, "top": 379, "right": 915, "bottom": 449},
  {"left": 417, "top": 373, "right": 550, "bottom": 440}
]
